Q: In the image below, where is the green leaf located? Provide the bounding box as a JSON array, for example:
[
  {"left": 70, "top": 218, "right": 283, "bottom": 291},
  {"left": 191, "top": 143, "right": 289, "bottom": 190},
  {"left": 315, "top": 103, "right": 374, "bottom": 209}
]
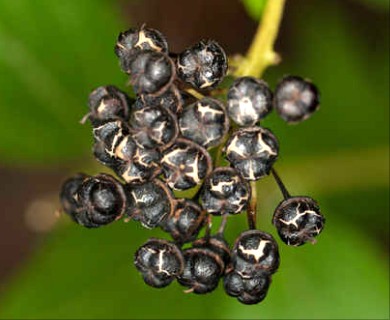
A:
[
  {"left": 0, "top": 0, "right": 127, "bottom": 165},
  {"left": 241, "top": 0, "right": 268, "bottom": 21}
]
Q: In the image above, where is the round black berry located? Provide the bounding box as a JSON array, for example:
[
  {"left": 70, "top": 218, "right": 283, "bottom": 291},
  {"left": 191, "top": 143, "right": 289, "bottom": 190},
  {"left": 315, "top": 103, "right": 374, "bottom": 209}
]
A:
[
  {"left": 112, "top": 135, "right": 161, "bottom": 184},
  {"left": 272, "top": 196, "right": 325, "bottom": 246},
  {"left": 121, "top": 50, "right": 175, "bottom": 95},
  {"left": 176, "top": 40, "right": 227, "bottom": 89},
  {"left": 92, "top": 120, "right": 130, "bottom": 166},
  {"left": 227, "top": 76, "right": 273, "bottom": 127},
  {"left": 224, "top": 270, "right": 271, "bottom": 305},
  {"left": 135, "top": 85, "right": 184, "bottom": 114},
  {"left": 225, "top": 127, "right": 279, "bottom": 180},
  {"left": 115, "top": 25, "right": 168, "bottom": 59},
  {"left": 129, "top": 105, "right": 178, "bottom": 150},
  {"left": 86, "top": 85, "right": 132, "bottom": 126},
  {"left": 201, "top": 167, "right": 250, "bottom": 216},
  {"left": 63, "top": 173, "right": 126, "bottom": 228},
  {"left": 179, "top": 97, "right": 229, "bottom": 148},
  {"left": 60, "top": 173, "right": 88, "bottom": 221},
  {"left": 161, "top": 199, "right": 206, "bottom": 244},
  {"left": 192, "top": 235, "right": 231, "bottom": 267},
  {"left": 161, "top": 138, "right": 212, "bottom": 190},
  {"left": 274, "top": 75, "right": 320, "bottom": 123},
  {"left": 178, "top": 248, "right": 224, "bottom": 294},
  {"left": 125, "top": 179, "right": 175, "bottom": 229},
  {"left": 232, "top": 230, "right": 280, "bottom": 276},
  {"left": 134, "top": 238, "right": 184, "bottom": 288}
]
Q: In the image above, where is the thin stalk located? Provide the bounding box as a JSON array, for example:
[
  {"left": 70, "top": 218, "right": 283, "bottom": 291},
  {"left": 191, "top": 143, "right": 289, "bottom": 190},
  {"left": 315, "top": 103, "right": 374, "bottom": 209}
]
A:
[
  {"left": 271, "top": 168, "right": 291, "bottom": 199},
  {"left": 247, "top": 181, "right": 258, "bottom": 230},
  {"left": 217, "top": 213, "right": 229, "bottom": 235},
  {"left": 235, "top": 0, "right": 286, "bottom": 77}
]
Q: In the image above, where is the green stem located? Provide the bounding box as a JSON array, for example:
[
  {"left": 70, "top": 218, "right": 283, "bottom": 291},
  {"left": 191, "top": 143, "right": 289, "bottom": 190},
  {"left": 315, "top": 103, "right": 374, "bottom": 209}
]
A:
[
  {"left": 236, "top": 0, "right": 286, "bottom": 77},
  {"left": 247, "top": 181, "right": 258, "bottom": 230}
]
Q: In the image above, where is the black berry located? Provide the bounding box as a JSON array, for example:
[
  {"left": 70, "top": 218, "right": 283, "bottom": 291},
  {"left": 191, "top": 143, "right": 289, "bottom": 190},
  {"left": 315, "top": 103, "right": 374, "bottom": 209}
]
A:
[
  {"left": 201, "top": 167, "right": 250, "bottom": 215},
  {"left": 125, "top": 179, "right": 175, "bottom": 229},
  {"left": 161, "top": 199, "right": 206, "bottom": 244},
  {"left": 179, "top": 97, "right": 229, "bottom": 148},
  {"left": 272, "top": 196, "right": 325, "bottom": 246},
  {"left": 274, "top": 75, "right": 320, "bottom": 123},
  {"left": 232, "top": 230, "right": 280, "bottom": 276},
  {"left": 192, "top": 235, "right": 231, "bottom": 267},
  {"left": 227, "top": 77, "right": 273, "bottom": 127},
  {"left": 178, "top": 247, "right": 224, "bottom": 294},
  {"left": 161, "top": 138, "right": 212, "bottom": 190},
  {"left": 86, "top": 85, "right": 132, "bottom": 126},
  {"left": 177, "top": 40, "right": 227, "bottom": 89},
  {"left": 225, "top": 127, "right": 279, "bottom": 180},
  {"left": 60, "top": 173, "right": 88, "bottom": 222},
  {"left": 134, "top": 238, "right": 184, "bottom": 288}
]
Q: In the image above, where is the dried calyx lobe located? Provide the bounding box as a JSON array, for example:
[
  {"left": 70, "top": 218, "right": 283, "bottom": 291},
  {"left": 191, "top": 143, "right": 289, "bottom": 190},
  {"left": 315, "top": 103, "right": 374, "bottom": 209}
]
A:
[
  {"left": 225, "top": 126, "right": 279, "bottom": 181},
  {"left": 60, "top": 173, "right": 126, "bottom": 228},
  {"left": 274, "top": 75, "right": 320, "bottom": 123},
  {"left": 177, "top": 39, "right": 227, "bottom": 89},
  {"left": 227, "top": 76, "right": 273, "bottom": 127},
  {"left": 272, "top": 196, "right": 325, "bottom": 246},
  {"left": 134, "top": 238, "right": 184, "bottom": 288},
  {"left": 179, "top": 97, "right": 229, "bottom": 149},
  {"left": 201, "top": 167, "right": 250, "bottom": 215}
]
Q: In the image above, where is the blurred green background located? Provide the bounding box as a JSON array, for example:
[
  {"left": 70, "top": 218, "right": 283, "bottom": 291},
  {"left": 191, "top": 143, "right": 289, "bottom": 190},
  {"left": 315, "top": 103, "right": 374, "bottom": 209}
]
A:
[{"left": 0, "top": 0, "right": 388, "bottom": 319}]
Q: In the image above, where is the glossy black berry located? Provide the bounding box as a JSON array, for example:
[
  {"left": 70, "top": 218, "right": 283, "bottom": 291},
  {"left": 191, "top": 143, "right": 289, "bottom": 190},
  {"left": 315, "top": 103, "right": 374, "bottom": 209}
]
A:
[
  {"left": 232, "top": 230, "right": 280, "bottom": 276},
  {"left": 115, "top": 26, "right": 168, "bottom": 60},
  {"left": 179, "top": 97, "right": 229, "bottom": 148},
  {"left": 121, "top": 50, "right": 174, "bottom": 95},
  {"left": 201, "top": 167, "right": 250, "bottom": 216},
  {"left": 225, "top": 127, "right": 279, "bottom": 180},
  {"left": 161, "top": 199, "right": 206, "bottom": 244},
  {"left": 134, "top": 238, "right": 184, "bottom": 288},
  {"left": 112, "top": 135, "right": 161, "bottom": 184},
  {"left": 274, "top": 75, "right": 320, "bottom": 123},
  {"left": 272, "top": 196, "right": 325, "bottom": 246},
  {"left": 178, "top": 248, "right": 224, "bottom": 294},
  {"left": 224, "top": 270, "right": 271, "bottom": 305},
  {"left": 227, "top": 76, "right": 273, "bottom": 127},
  {"left": 62, "top": 173, "right": 126, "bottom": 228},
  {"left": 129, "top": 105, "right": 178, "bottom": 150},
  {"left": 135, "top": 85, "right": 184, "bottom": 114},
  {"left": 125, "top": 179, "right": 175, "bottom": 229},
  {"left": 60, "top": 173, "right": 88, "bottom": 221},
  {"left": 161, "top": 138, "right": 212, "bottom": 190},
  {"left": 86, "top": 85, "right": 132, "bottom": 126},
  {"left": 92, "top": 120, "right": 130, "bottom": 167},
  {"left": 176, "top": 40, "right": 227, "bottom": 89}
]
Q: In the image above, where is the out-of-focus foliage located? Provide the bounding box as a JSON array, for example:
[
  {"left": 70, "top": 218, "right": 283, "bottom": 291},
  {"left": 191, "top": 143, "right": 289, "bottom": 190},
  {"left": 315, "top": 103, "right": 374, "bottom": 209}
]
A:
[
  {"left": 0, "top": 0, "right": 126, "bottom": 164},
  {"left": 0, "top": 0, "right": 388, "bottom": 319},
  {"left": 241, "top": 0, "right": 267, "bottom": 21}
]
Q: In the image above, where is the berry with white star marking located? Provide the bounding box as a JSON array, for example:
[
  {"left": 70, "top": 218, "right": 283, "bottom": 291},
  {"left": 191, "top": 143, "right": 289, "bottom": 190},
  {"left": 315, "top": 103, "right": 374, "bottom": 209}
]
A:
[
  {"left": 201, "top": 167, "right": 250, "bottom": 215},
  {"left": 227, "top": 76, "right": 273, "bottom": 127},
  {"left": 225, "top": 126, "right": 279, "bottom": 181},
  {"left": 179, "top": 97, "right": 229, "bottom": 148},
  {"left": 232, "top": 230, "right": 280, "bottom": 276},
  {"left": 274, "top": 75, "right": 320, "bottom": 123},
  {"left": 161, "top": 199, "right": 207, "bottom": 244},
  {"left": 134, "top": 238, "right": 184, "bottom": 288},
  {"left": 176, "top": 39, "right": 227, "bottom": 89},
  {"left": 85, "top": 85, "right": 132, "bottom": 126},
  {"left": 125, "top": 179, "right": 175, "bottom": 229},
  {"left": 178, "top": 247, "right": 225, "bottom": 294},
  {"left": 115, "top": 25, "right": 168, "bottom": 60},
  {"left": 272, "top": 196, "right": 325, "bottom": 246},
  {"left": 161, "top": 138, "right": 212, "bottom": 190},
  {"left": 223, "top": 270, "right": 271, "bottom": 305},
  {"left": 129, "top": 105, "right": 179, "bottom": 150}
]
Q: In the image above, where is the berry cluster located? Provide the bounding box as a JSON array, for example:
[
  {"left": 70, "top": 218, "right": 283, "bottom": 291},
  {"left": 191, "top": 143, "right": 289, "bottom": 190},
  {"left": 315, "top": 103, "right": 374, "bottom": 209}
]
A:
[{"left": 60, "top": 25, "right": 325, "bottom": 305}]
